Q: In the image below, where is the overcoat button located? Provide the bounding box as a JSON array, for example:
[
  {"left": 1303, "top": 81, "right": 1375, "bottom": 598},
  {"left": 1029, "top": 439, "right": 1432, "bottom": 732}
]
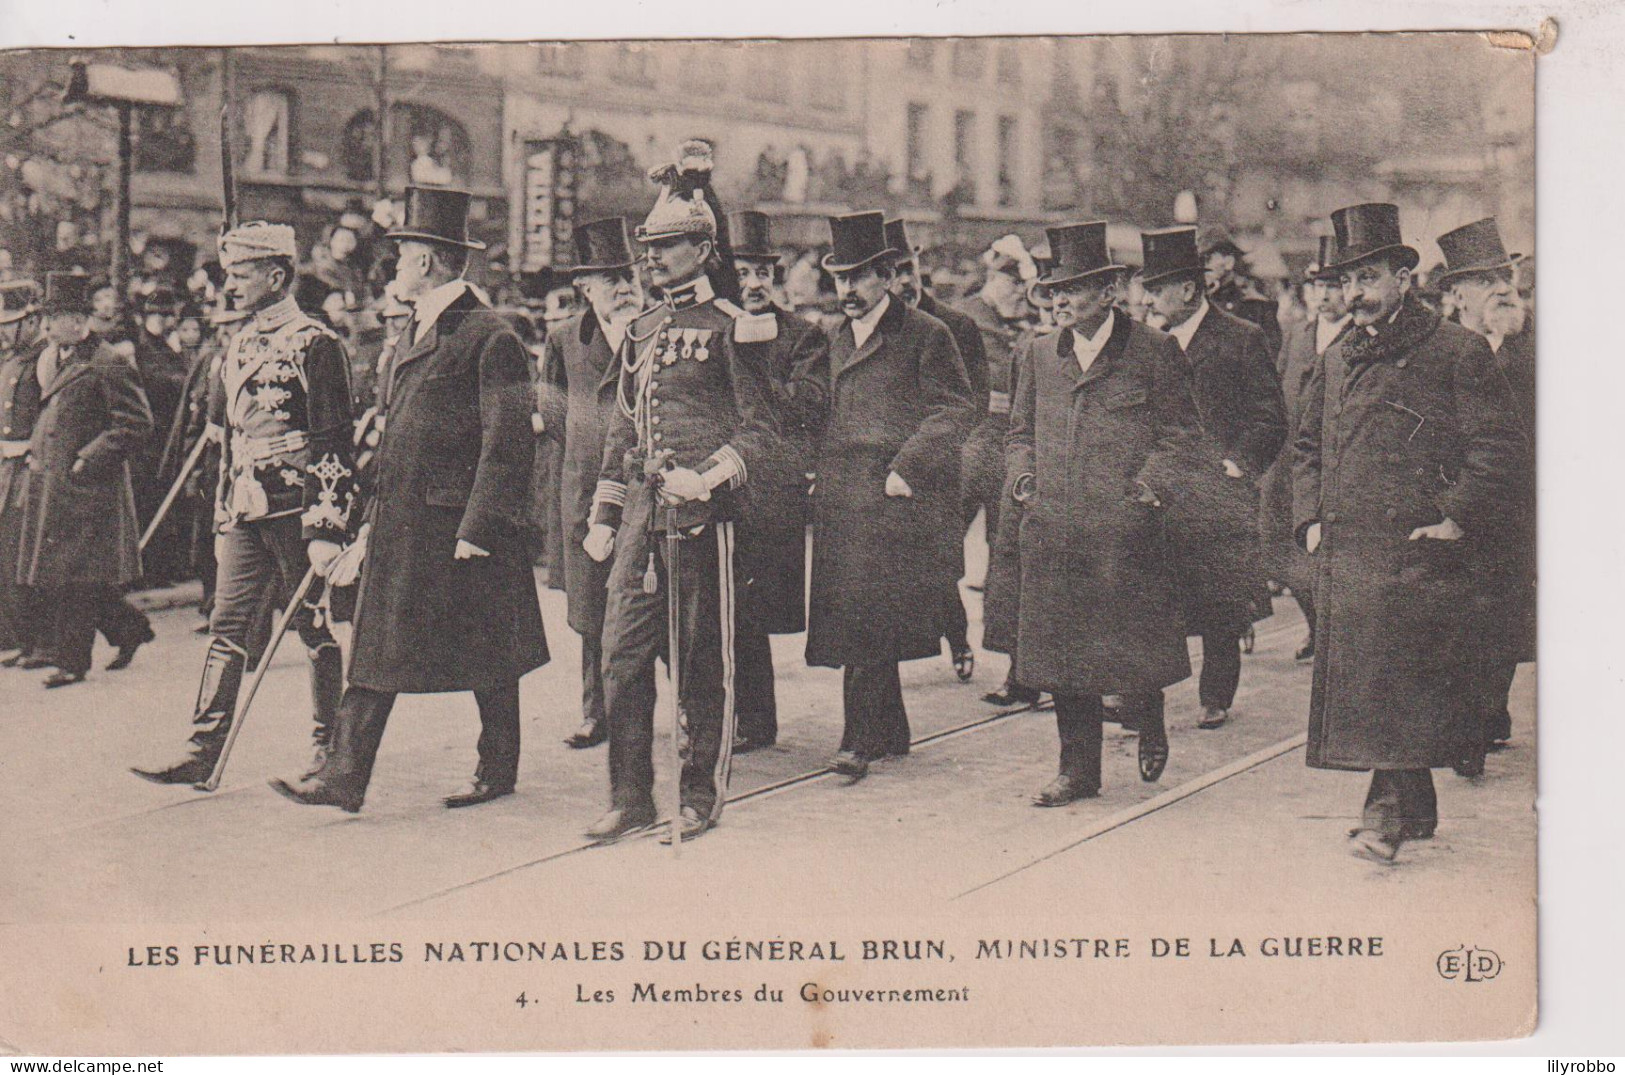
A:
[
  {"left": 1385, "top": 507, "right": 1397, "bottom": 519},
  {"left": 650, "top": 415, "right": 661, "bottom": 425},
  {"left": 652, "top": 432, "right": 663, "bottom": 442},
  {"left": 1396, "top": 358, "right": 1408, "bottom": 368},
  {"left": 1325, "top": 511, "right": 1339, "bottom": 523}
]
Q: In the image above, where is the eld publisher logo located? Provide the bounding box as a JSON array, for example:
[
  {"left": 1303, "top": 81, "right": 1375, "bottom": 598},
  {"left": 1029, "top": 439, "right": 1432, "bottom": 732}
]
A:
[{"left": 1436, "top": 945, "right": 1503, "bottom": 982}]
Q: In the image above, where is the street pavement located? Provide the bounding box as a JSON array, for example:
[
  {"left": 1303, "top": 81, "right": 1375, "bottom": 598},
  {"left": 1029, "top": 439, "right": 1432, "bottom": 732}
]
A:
[{"left": 0, "top": 536, "right": 1535, "bottom": 925}]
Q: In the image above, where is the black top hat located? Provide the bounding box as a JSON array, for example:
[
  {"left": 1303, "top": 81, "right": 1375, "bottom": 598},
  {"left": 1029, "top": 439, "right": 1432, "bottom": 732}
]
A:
[
  {"left": 1139, "top": 226, "right": 1203, "bottom": 286},
  {"left": 1038, "top": 222, "right": 1124, "bottom": 287},
  {"left": 1306, "top": 235, "right": 1342, "bottom": 282},
  {"left": 1435, "top": 217, "right": 1514, "bottom": 284},
  {"left": 387, "top": 186, "right": 487, "bottom": 251},
  {"left": 729, "top": 210, "right": 779, "bottom": 262},
  {"left": 883, "top": 219, "right": 923, "bottom": 266},
  {"left": 41, "top": 272, "right": 93, "bottom": 315},
  {"left": 569, "top": 217, "right": 636, "bottom": 275},
  {"left": 821, "top": 211, "right": 898, "bottom": 273},
  {"left": 1326, "top": 203, "right": 1418, "bottom": 273},
  {"left": 0, "top": 279, "right": 41, "bottom": 325}
]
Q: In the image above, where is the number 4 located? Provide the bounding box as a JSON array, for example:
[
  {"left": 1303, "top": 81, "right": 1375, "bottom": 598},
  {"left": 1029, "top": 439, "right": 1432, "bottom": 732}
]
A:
[{"left": 515, "top": 992, "right": 528, "bottom": 1008}]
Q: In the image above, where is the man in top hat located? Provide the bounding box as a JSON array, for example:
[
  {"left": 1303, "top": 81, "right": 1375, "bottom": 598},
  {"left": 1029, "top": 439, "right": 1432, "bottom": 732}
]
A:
[
  {"left": 1434, "top": 216, "right": 1535, "bottom": 770},
  {"left": 788, "top": 211, "right": 977, "bottom": 780},
  {"left": 577, "top": 145, "right": 782, "bottom": 842},
  {"left": 0, "top": 280, "right": 47, "bottom": 666},
  {"left": 153, "top": 300, "right": 226, "bottom": 625},
  {"left": 1199, "top": 225, "right": 1282, "bottom": 359},
  {"left": 1008, "top": 222, "right": 1203, "bottom": 805},
  {"left": 884, "top": 218, "right": 990, "bottom": 683},
  {"left": 271, "top": 187, "right": 548, "bottom": 812},
  {"left": 536, "top": 216, "right": 645, "bottom": 753},
  {"left": 727, "top": 208, "right": 818, "bottom": 752},
  {"left": 17, "top": 272, "right": 155, "bottom": 688},
  {"left": 1294, "top": 203, "right": 1523, "bottom": 862},
  {"left": 1139, "top": 226, "right": 1287, "bottom": 731},
  {"left": 1260, "top": 236, "right": 1350, "bottom": 663},
  {"left": 128, "top": 285, "right": 195, "bottom": 586},
  {"left": 131, "top": 222, "right": 360, "bottom": 785}
]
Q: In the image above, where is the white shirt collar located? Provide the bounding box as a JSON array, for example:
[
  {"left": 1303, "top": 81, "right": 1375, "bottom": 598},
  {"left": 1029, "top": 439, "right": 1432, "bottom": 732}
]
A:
[
  {"left": 851, "top": 293, "right": 891, "bottom": 349},
  {"left": 596, "top": 313, "right": 628, "bottom": 356},
  {"left": 1167, "top": 298, "right": 1210, "bottom": 352},
  {"left": 412, "top": 279, "right": 471, "bottom": 342},
  {"left": 1315, "top": 313, "right": 1351, "bottom": 355},
  {"left": 1071, "top": 309, "right": 1116, "bottom": 373}
]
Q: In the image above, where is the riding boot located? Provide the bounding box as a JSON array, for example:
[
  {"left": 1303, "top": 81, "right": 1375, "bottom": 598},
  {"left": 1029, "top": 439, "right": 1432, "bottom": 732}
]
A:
[
  {"left": 131, "top": 637, "right": 247, "bottom": 785},
  {"left": 303, "top": 641, "right": 345, "bottom": 780}
]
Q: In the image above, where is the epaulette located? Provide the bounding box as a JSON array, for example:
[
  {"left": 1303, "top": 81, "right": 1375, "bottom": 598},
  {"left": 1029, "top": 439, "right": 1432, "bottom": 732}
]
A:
[{"left": 714, "top": 298, "right": 778, "bottom": 344}]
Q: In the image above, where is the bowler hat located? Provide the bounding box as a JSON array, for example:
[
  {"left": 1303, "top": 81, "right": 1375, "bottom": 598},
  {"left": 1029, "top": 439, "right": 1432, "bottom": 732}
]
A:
[
  {"left": 1435, "top": 217, "right": 1514, "bottom": 284},
  {"left": 0, "top": 279, "right": 41, "bottom": 325},
  {"left": 821, "top": 211, "right": 898, "bottom": 273},
  {"left": 1038, "top": 222, "right": 1124, "bottom": 288},
  {"left": 729, "top": 210, "right": 780, "bottom": 262},
  {"left": 387, "top": 186, "right": 487, "bottom": 251},
  {"left": 883, "top": 219, "right": 923, "bottom": 267},
  {"left": 570, "top": 217, "right": 636, "bottom": 275},
  {"left": 41, "top": 272, "right": 93, "bottom": 315},
  {"left": 1139, "top": 226, "right": 1203, "bottom": 287},
  {"left": 1325, "top": 203, "right": 1419, "bottom": 274}
]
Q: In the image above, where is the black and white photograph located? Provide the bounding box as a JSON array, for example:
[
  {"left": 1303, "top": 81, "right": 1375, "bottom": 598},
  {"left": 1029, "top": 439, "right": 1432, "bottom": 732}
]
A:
[{"left": 0, "top": 4, "right": 1605, "bottom": 1053}]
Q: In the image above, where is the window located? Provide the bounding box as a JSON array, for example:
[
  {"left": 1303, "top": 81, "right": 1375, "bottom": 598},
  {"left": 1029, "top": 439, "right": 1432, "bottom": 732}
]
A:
[
  {"left": 954, "top": 109, "right": 977, "bottom": 170},
  {"left": 951, "top": 40, "right": 987, "bottom": 80},
  {"left": 906, "top": 102, "right": 930, "bottom": 182},
  {"left": 134, "top": 107, "right": 196, "bottom": 174},
  {"left": 536, "top": 42, "right": 583, "bottom": 78},
  {"left": 340, "top": 109, "right": 379, "bottom": 183},
  {"left": 996, "top": 42, "right": 1022, "bottom": 85},
  {"left": 244, "top": 89, "right": 292, "bottom": 177},
  {"left": 997, "top": 115, "right": 1017, "bottom": 206},
  {"left": 906, "top": 40, "right": 937, "bottom": 72},
  {"left": 391, "top": 103, "right": 469, "bottom": 187}
]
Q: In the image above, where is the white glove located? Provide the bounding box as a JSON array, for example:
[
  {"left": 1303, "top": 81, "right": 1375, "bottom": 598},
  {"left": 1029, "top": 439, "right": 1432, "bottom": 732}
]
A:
[
  {"left": 326, "top": 523, "right": 370, "bottom": 587},
  {"left": 1305, "top": 523, "right": 1322, "bottom": 554},
  {"left": 885, "top": 470, "right": 913, "bottom": 498},
  {"left": 306, "top": 539, "right": 342, "bottom": 576},
  {"left": 657, "top": 466, "right": 711, "bottom": 504},
  {"left": 583, "top": 523, "right": 616, "bottom": 563}
]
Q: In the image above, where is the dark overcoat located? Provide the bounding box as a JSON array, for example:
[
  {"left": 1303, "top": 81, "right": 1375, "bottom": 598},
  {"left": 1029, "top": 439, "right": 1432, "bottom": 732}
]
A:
[
  {"left": 1293, "top": 296, "right": 1522, "bottom": 771},
  {"left": 733, "top": 305, "right": 816, "bottom": 634},
  {"left": 1166, "top": 304, "right": 1287, "bottom": 634},
  {"left": 790, "top": 297, "right": 977, "bottom": 667},
  {"left": 18, "top": 339, "right": 152, "bottom": 587},
  {"left": 979, "top": 331, "right": 1044, "bottom": 657},
  {"left": 1481, "top": 324, "right": 1536, "bottom": 663},
  {"left": 1258, "top": 315, "right": 1340, "bottom": 594},
  {"left": 1009, "top": 313, "right": 1201, "bottom": 695},
  {"left": 349, "top": 287, "right": 549, "bottom": 694},
  {"left": 538, "top": 309, "right": 619, "bottom": 637}
]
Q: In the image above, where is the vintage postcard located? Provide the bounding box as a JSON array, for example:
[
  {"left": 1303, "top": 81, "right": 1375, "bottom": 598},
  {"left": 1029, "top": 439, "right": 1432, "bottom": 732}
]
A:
[{"left": 0, "top": 27, "right": 1537, "bottom": 1052}]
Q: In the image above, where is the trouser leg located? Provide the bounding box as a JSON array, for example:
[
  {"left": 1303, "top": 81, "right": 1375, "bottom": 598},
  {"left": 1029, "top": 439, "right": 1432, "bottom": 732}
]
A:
[
  {"left": 843, "top": 661, "right": 909, "bottom": 759},
  {"left": 675, "top": 526, "right": 727, "bottom": 818},
  {"left": 473, "top": 680, "right": 522, "bottom": 787},
  {"left": 1362, "top": 768, "right": 1434, "bottom": 844},
  {"left": 52, "top": 585, "right": 101, "bottom": 675},
  {"left": 734, "top": 617, "right": 778, "bottom": 744},
  {"left": 1051, "top": 693, "right": 1104, "bottom": 789},
  {"left": 1481, "top": 660, "right": 1517, "bottom": 744},
  {"left": 599, "top": 548, "right": 664, "bottom": 814},
  {"left": 1294, "top": 587, "right": 1315, "bottom": 633},
  {"left": 318, "top": 685, "right": 396, "bottom": 797},
  {"left": 1198, "top": 630, "right": 1242, "bottom": 710},
  {"left": 580, "top": 626, "right": 606, "bottom": 727},
  {"left": 941, "top": 582, "right": 969, "bottom": 653},
  {"left": 96, "top": 589, "right": 152, "bottom": 650}
]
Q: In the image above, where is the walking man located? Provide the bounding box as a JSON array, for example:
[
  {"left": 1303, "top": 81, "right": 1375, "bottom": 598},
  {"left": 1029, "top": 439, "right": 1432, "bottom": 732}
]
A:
[{"left": 0, "top": 280, "right": 46, "bottom": 667}]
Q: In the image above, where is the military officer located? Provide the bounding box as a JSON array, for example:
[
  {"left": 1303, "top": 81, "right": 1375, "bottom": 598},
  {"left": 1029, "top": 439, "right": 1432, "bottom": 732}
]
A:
[
  {"left": 1008, "top": 223, "right": 1203, "bottom": 805},
  {"left": 728, "top": 208, "right": 817, "bottom": 752},
  {"left": 0, "top": 280, "right": 46, "bottom": 666},
  {"left": 17, "top": 273, "right": 155, "bottom": 688},
  {"left": 788, "top": 211, "right": 977, "bottom": 780},
  {"left": 1200, "top": 226, "right": 1282, "bottom": 359},
  {"left": 131, "top": 222, "right": 359, "bottom": 785},
  {"left": 272, "top": 187, "right": 549, "bottom": 813},
  {"left": 579, "top": 145, "right": 781, "bottom": 843},
  {"left": 1139, "top": 226, "right": 1287, "bottom": 730},
  {"left": 884, "top": 217, "right": 986, "bottom": 684},
  {"left": 1434, "top": 216, "right": 1536, "bottom": 772},
  {"left": 537, "top": 216, "right": 644, "bottom": 751},
  {"left": 1294, "top": 203, "right": 1522, "bottom": 862}
]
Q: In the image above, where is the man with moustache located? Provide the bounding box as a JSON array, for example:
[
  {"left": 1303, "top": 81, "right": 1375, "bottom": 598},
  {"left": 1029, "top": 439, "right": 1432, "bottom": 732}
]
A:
[
  {"left": 0, "top": 280, "right": 46, "bottom": 667},
  {"left": 1008, "top": 223, "right": 1201, "bottom": 805},
  {"left": 884, "top": 217, "right": 986, "bottom": 683},
  {"left": 727, "top": 209, "right": 817, "bottom": 752},
  {"left": 536, "top": 217, "right": 644, "bottom": 752},
  {"left": 1434, "top": 217, "right": 1536, "bottom": 771},
  {"left": 272, "top": 188, "right": 548, "bottom": 813},
  {"left": 1138, "top": 226, "right": 1287, "bottom": 730},
  {"left": 788, "top": 211, "right": 976, "bottom": 779},
  {"left": 1294, "top": 203, "right": 1522, "bottom": 862},
  {"left": 1260, "top": 238, "right": 1350, "bottom": 662},
  {"left": 17, "top": 273, "right": 154, "bottom": 688},
  {"left": 578, "top": 146, "right": 781, "bottom": 842}
]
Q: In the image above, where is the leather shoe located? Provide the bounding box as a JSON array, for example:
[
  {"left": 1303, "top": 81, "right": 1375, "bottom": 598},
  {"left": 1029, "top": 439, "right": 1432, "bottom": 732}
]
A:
[
  {"left": 131, "top": 758, "right": 212, "bottom": 785},
  {"left": 106, "top": 627, "right": 156, "bottom": 671},
  {"left": 658, "top": 805, "right": 713, "bottom": 844},
  {"left": 20, "top": 654, "right": 53, "bottom": 670},
  {"left": 1032, "top": 773, "right": 1100, "bottom": 807},
  {"left": 267, "top": 774, "right": 363, "bottom": 813},
  {"left": 1294, "top": 637, "right": 1315, "bottom": 662},
  {"left": 563, "top": 718, "right": 607, "bottom": 749},
  {"left": 584, "top": 804, "right": 657, "bottom": 842},
  {"left": 43, "top": 670, "right": 85, "bottom": 689},
  {"left": 1138, "top": 726, "right": 1169, "bottom": 782},
  {"left": 732, "top": 733, "right": 774, "bottom": 754},
  {"left": 1197, "top": 706, "right": 1229, "bottom": 729},
  {"left": 951, "top": 646, "right": 975, "bottom": 682},
  {"left": 829, "top": 750, "right": 869, "bottom": 778},
  {"left": 1349, "top": 829, "right": 1399, "bottom": 863},
  {"left": 0, "top": 648, "right": 23, "bottom": 667},
  {"left": 443, "top": 779, "right": 515, "bottom": 809},
  {"left": 982, "top": 683, "right": 1041, "bottom": 707}
]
